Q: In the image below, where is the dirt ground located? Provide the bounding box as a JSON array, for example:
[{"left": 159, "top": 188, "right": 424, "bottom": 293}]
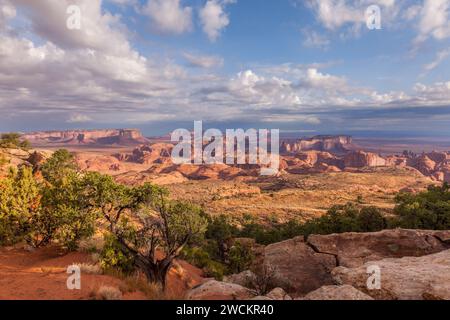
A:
[{"left": 0, "top": 246, "right": 203, "bottom": 300}]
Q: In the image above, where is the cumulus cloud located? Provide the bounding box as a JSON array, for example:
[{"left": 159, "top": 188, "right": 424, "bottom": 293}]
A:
[
  {"left": 143, "top": 0, "right": 193, "bottom": 35},
  {"left": 0, "top": 0, "right": 188, "bottom": 122},
  {"left": 199, "top": 0, "right": 235, "bottom": 42},
  {"left": 303, "top": 0, "right": 450, "bottom": 47},
  {"left": 13, "top": 0, "right": 134, "bottom": 55},
  {"left": 303, "top": 0, "right": 399, "bottom": 36},
  {"left": 183, "top": 52, "right": 224, "bottom": 68}
]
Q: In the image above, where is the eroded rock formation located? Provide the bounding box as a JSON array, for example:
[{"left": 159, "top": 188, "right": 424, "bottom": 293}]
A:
[
  {"left": 23, "top": 129, "right": 149, "bottom": 145},
  {"left": 281, "top": 135, "right": 352, "bottom": 154}
]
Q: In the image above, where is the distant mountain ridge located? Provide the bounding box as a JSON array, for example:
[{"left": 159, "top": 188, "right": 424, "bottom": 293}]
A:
[{"left": 23, "top": 129, "right": 149, "bottom": 146}]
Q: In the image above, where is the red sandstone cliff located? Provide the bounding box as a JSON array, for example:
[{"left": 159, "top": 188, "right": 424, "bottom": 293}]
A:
[{"left": 344, "top": 151, "right": 387, "bottom": 168}]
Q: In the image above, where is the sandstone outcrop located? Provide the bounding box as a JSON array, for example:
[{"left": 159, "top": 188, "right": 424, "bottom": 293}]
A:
[
  {"left": 0, "top": 148, "right": 51, "bottom": 174},
  {"left": 116, "top": 144, "right": 173, "bottom": 164},
  {"left": 265, "top": 288, "right": 292, "bottom": 300},
  {"left": 186, "top": 280, "right": 256, "bottom": 300},
  {"left": 414, "top": 155, "right": 436, "bottom": 176},
  {"left": 344, "top": 151, "right": 386, "bottom": 168},
  {"left": 75, "top": 154, "right": 122, "bottom": 173},
  {"left": 224, "top": 270, "right": 256, "bottom": 287},
  {"left": 301, "top": 285, "right": 374, "bottom": 300},
  {"left": 332, "top": 249, "right": 450, "bottom": 300},
  {"left": 263, "top": 236, "right": 336, "bottom": 294},
  {"left": 307, "top": 229, "right": 450, "bottom": 268},
  {"left": 281, "top": 136, "right": 352, "bottom": 155},
  {"left": 259, "top": 229, "right": 450, "bottom": 297}
]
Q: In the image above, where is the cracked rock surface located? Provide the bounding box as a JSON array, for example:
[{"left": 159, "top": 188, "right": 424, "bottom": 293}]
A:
[
  {"left": 332, "top": 249, "right": 450, "bottom": 300},
  {"left": 263, "top": 229, "right": 450, "bottom": 295}
]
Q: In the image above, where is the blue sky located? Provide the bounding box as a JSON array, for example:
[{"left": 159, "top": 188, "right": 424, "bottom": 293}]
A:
[{"left": 1, "top": 0, "right": 450, "bottom": 137}]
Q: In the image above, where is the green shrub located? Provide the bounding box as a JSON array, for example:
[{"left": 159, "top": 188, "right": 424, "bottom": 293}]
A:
[
  {"left": 204, "top": 260, "right": 226, "bottom": 280},
  {"left": 394, "top": 184, "right": 450, "bottom": 230},
  {"left": 0, "top": 167, "right": 41, "bottom": 245},
  {"left": 0, "top": 151, "right": 97, "bottom": 249},
  {"left": 357, "top": 206, "right": 387, "bottom": 232},
  {"left": 227, "top": 241, "right": 254, "bottom": 274},
  {"left": 100, "top": 234, "right": 136, "bottom": 275},
  {"left": 181, "top": 246, "right": 226, "bottom": 280},
  {"left": 0, "top": 133, "right": 30, "bottom": 150}
]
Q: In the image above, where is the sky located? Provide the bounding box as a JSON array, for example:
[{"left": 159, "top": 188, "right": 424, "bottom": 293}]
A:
[{"left": 0, "top": 0, "right": 450, "bottom": 137}]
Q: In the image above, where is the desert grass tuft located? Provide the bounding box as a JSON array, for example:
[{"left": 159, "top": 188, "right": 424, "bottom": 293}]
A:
[{"left": 96, "top": 286, "right": 123, "bottom": 300}]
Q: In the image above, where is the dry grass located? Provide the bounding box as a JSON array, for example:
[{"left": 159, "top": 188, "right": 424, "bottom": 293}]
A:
[
  {"left": 119, "top": 275, "right": 163, "bottom": 299},
  {"left": 77, "top": 235, "right": 105, "bottom": 254},
  {"left": 75, "top": 263, "right": 103, "bottom": 275},
  {"left": 94, "top": 286, "right": 123, "bottom": 300},
  {"left": 113, "top": 273, "right": 180, "bottom": 300},
  {"left": 90, "top": 253, "right": 101, "bottom": 264},
  {"left": 39, "top": 266, "right": 64, "bottom": 274},
  {"left": 172, "top": 261, "right": 185, "bottom": 278}
]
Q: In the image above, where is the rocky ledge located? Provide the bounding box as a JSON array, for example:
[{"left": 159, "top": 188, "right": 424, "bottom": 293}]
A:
[{"left": 187, "top": 229, "right": 450, "bottom": 300}]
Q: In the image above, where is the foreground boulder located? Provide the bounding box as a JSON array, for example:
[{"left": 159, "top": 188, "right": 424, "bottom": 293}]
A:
[
  {"left": 301, "top": 285, "right": 374, "bottom": 300},
  {"left": 265, "top": 288, "right": 292, "bottom": 300},
  {"left": 332, "top": 249, "right": 450, "bottom": 300},
  {"left": 187, "top": 280, "right": 256, "bottom": 300},
  {"left": 264, "top": 236, "right": 336, "bottom": 295},
  {"left": 224, "top": 270, "right": 256, "bottom": 287},
  {"left": 307, "top": 229, "right": 450, "bottom": 268}
]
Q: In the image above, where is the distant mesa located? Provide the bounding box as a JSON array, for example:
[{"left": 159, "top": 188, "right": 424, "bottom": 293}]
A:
[
  {"left": 280, "top": 135, "right": 353, "bottom": 155},
  {"left": 22, "top": 129, "right": 149, "bottom": 146}
]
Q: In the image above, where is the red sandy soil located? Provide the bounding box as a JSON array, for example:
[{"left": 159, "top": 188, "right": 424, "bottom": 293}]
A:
[{"left": 0, "top": 246, "right": 203, "bottom": 300}]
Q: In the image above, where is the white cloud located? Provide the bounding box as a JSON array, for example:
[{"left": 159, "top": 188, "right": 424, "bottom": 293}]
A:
[
  {"left": 0, "top": 0, "right": 15, "bottom": 29},
  {"left": 183, "top": 52, "right": 224, "bottom": 68},
  {"left": 13, "top": 0, "right": 134, "bottom": 55},
  {"left": 403, "top": 4, "right": 421, "bottom": 20},
  {"left": 424, "top": 48, "right": 450, "bottom": 71},
  {"left": 370, "top": 90, "right": 409, "bottom": 104},
  {"left": 414, "top": 81, "right": 450, "bottom": 104},
  {"left": 260, "top": 114, "right": 321, "bottom": 124},
  {"left": 199, "top": 0, "right": 234, "bottom": 42},
  {"left": 67, "top": 114, "right": 93, "bottom": 123},
  {"left": 304, "top": 0, "right": 399, "bottom": 35},
  {"left": 302, "top": 30, "right": 330, "bottom": 49},
  {"left": 300, "top": 68, "right": 349, "bottom": 92},
  {"left": 108, "top": 0, "right": 136, "bottom": 5},
  {"left": 0, "top": 0, "right": 189, "bottom": 122},
  {"left": 415, "top": 0, "right": 450, "bottom": 44},
  {"left": 143, "top": 0, "right": 193, "bottom": 35}
]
